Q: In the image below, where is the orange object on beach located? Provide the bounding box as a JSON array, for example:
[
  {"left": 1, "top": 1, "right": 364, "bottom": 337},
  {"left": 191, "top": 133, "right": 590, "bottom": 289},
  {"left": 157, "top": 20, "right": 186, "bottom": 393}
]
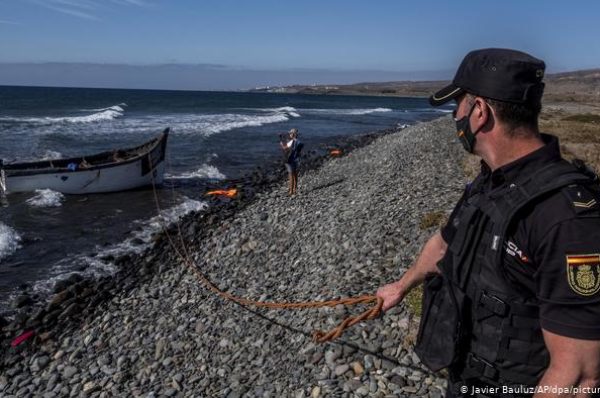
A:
[
  {"left": 206, "top": 188, "right": 237, "bottom": 198},
  {"left": 330, "top": 149, "right": 342, "bottom": 157}
]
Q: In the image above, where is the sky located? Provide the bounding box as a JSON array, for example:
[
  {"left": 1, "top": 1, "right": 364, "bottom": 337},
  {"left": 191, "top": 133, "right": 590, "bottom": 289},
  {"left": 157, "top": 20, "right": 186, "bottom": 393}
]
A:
[{"left": 1, "top": 0, "right": 599, "bottom": 90}]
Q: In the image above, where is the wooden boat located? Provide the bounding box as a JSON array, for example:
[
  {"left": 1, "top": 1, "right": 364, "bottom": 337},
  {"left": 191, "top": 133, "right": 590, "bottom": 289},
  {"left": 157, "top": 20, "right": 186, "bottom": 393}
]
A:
[{"left": 0, "top": 129, "right": 169, "bottom": 194}]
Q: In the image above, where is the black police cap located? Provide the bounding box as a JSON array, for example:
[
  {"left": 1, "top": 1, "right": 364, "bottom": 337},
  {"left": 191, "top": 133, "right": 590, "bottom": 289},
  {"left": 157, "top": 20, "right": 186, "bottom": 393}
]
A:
[{"left": 429, "top": 48, "right": 546, "bottom": 106}]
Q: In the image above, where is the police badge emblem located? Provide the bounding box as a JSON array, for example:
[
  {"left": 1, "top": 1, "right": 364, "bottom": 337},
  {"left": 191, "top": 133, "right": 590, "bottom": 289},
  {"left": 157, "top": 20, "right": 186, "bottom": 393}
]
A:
[{"left": 566, "top": 254, "right": 600, "bottom": 296}]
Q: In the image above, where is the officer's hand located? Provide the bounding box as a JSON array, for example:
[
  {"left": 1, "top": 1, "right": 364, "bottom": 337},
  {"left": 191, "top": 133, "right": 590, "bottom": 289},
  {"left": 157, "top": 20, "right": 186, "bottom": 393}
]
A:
[{"left": 376, "top": 281, "right": 407, "bottom": 312}]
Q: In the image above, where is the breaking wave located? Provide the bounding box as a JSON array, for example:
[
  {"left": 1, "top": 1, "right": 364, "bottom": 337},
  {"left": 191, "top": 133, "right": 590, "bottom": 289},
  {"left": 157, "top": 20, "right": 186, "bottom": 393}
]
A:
[
  {"left": 412, "top": 108, "right": 454, "bottom": 113},
  {"left": 32, "top": 197, "right": 208, "bottom": 295},
  {"left": 0, "top": 105, "right": 295, "bottom": 139},
  {"left": 81, "top": 103, "right": 128, "bottom": 112},
  {"left": 166, "top": 110, "right": 295, "bottom": 137},
  {"left": 41, "top": 150, "right": 63, "bottom": 160},
  {"left": 0, "top": 104, "right": 126, "bottom": 125},
  {"left": 0, "top": 222, "right": 21, "bottom": 261},
  {"left": 262, "top": 106, "right": 301, "bottom": 118},
  {"left": 167, "top": 164, "right": 226, "bottom": 180},
  {"left": 302, "top": 107, "right": 392, "bottom": 115},
  {"left": 202, "top": 113, "right": 289, "bottom": 135},
  {"left": 26, "top": 189, "right": 65, "bottom": 208}
]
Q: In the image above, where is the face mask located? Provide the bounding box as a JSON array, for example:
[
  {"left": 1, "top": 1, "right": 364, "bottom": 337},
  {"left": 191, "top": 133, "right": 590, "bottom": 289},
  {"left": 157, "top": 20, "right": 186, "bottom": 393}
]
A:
[{"left": 454, "top": 102, "right": 478, "bottom": 153}]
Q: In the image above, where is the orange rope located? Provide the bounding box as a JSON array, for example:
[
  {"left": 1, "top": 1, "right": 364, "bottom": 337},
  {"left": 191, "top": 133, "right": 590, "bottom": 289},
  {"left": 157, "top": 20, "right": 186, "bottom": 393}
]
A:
[{"left": 150, "top": 152, "right": 383, "bottom": 343}]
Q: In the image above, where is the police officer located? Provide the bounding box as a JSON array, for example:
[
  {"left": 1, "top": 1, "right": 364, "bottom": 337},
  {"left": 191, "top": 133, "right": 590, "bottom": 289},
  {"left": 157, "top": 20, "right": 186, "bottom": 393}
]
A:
[{"left": 377, "top": 48, "right": 600, "bottom": 397}]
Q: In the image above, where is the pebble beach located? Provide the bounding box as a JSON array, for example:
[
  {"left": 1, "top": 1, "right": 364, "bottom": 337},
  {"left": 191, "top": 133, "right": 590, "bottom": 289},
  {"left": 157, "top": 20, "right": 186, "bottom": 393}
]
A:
[{"left": 0, "top": 116, "right": 467, "bottom": 397}]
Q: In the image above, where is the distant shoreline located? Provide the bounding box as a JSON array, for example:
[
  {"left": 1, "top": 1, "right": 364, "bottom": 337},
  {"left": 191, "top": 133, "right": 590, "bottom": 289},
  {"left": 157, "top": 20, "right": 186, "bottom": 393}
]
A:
[
  {"left": 250, "top": 68, "right": 600, "bottom": 104},
  {"left": 1, "top": 67, "right": 598, "bottom": 102}
]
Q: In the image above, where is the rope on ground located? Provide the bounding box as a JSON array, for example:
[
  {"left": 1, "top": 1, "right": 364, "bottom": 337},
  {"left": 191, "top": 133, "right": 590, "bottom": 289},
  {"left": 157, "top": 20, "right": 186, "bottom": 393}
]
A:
[{"left": 149, "top": 153, "right": 383, "bottom": 343}]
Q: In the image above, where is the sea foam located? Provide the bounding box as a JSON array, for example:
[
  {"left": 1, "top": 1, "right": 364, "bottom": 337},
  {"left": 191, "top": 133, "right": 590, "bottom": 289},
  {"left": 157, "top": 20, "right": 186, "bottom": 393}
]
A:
[
  {"left": 32, "top": 197, "right": 208, "bottom": 295},
  {"left": 166, "top": 164, "right": 226, "bottom": 180},
  {"left": 26, "top": 189, "right": 65, "bottom": 208},
  {"left": 168, "top": 110, "right": 294, "bottom": 137},
  {"left": 204, "top": 113, "right": 289, "bottom": 135},
  {"left": 301, "top": 107, "right": 393, "bottom": 115},
  {"left": 0, "top": 103, "right": 126, "bottom": 125},
  {"left": 0, "top": 105, "right": 293, "bottom": 139},
  {"left": 81, "top": 103, "right": 128, "bottom": 112},
  {"left": 90, "top": 197, "right": 208, "bottom": 258},
  {"left": 0, "top": 222, "right": 21, "bottom": 261},
  {"left": 264, "top": 106, "right": 301, "bottom": 118},
  {"left": 41, "top": 150, "right": 63, "bottom": 160}
]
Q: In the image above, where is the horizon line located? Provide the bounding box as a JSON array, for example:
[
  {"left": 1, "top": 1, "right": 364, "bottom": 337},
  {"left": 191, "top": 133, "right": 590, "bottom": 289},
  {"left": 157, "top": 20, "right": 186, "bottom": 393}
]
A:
[{"left": 0, "top": 61, "right": 594, "bottom": 75}]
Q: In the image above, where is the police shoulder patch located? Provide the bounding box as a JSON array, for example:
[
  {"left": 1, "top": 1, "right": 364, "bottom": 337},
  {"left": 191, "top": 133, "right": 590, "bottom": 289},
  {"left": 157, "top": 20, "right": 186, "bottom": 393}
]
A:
[
  {"left": 562, "top": 185, "right": 599, "bottom": 214},
  {"left": 566, "top": 254, "right": 600, "bottom": 296}
]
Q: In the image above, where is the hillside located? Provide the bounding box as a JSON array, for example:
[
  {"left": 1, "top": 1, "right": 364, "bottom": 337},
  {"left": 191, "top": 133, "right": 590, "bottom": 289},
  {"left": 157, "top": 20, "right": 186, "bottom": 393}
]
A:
[{"left": 253, "top": 69, "right": 600, "bottom": 104}]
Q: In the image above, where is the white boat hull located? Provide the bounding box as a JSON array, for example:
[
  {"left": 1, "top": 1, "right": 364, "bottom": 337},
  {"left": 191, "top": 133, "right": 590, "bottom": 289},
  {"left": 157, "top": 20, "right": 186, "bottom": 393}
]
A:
[
  {"left": 6, "top": 161, "right": 165, "bottom": 194},
  {"left": 2, "top": 129, "right": 169, "bottom": 195}
]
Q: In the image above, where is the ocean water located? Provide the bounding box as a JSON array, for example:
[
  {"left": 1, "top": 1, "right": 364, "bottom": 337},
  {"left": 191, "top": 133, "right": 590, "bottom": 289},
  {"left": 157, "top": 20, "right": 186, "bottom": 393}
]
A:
[{"left": 0, "top": 85, "right": 451, "bottom": 312}]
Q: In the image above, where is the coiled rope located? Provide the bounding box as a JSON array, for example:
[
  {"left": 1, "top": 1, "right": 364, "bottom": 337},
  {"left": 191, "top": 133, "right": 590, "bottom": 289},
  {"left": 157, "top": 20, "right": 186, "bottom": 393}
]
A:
[{"left": 148, "top": 152, "right": 383, "bottom": 343}]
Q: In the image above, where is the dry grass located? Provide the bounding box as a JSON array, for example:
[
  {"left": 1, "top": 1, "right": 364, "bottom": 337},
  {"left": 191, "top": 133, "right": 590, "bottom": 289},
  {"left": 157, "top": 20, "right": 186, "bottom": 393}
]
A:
[
  {"left": 419, "top": 211, "right": 448, "bottom": 230},
  {"left": 404, "top": 285, "right": 423, "bottom": 318},
  {"left": 562, "top": 113, "right": 600, "bottom": 124},
  {"left": 540, "top": 106, "right": 600, "bottom": 172},
  {"left": 401, "top": 285, "right": 423, "bottom": 348},
  {"left": 459, "top": 107, "right": 600, "bottom": 177},
  {"left": 462, "top": 154, "right": 480, "bottom": 181}
]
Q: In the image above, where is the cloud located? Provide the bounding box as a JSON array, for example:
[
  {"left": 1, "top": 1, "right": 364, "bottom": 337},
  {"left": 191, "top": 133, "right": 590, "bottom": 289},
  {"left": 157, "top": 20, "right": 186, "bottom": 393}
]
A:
[
  {"left": 45, "top": 6, "right": 99, "bottom": 21},
  {"left": 28, "top": 0, "right": 98, "bottom": 20},
  {"left": 110, "top": 0, "right": 148, "bottom": 6},
  {"left": 50, "top": 0, "right": 98, "bottom": 10},
  {"left": 27, "top": 0, "right": 149, "bottom": 21},
  {"left": 0, "top": 20, "right": 21, "bottom": 25}
]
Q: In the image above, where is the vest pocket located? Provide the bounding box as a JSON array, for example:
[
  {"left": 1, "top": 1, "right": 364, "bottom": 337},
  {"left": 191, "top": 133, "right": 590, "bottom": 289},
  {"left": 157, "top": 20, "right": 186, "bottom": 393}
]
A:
[{"left": 415, "top": 273, "right": 466, "bottom": 372}]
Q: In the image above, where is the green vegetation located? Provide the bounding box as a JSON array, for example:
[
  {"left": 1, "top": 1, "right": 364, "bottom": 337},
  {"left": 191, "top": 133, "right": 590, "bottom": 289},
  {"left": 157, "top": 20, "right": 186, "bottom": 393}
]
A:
[{"left": 405, "top": 285, "right": 423, "bottom": 317}]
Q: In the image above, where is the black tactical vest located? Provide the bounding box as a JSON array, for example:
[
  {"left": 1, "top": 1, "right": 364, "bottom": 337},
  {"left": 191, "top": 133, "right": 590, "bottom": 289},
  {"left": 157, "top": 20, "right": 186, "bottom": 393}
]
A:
[{"left": 415, "top": 159, "right": 597, "bottom": 393}]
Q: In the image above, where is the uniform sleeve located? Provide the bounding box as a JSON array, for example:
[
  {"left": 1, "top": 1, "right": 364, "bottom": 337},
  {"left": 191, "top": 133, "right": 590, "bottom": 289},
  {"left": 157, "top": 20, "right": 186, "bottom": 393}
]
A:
[{"left": 533, "top": 216, "right": 600, "bottom": 340}]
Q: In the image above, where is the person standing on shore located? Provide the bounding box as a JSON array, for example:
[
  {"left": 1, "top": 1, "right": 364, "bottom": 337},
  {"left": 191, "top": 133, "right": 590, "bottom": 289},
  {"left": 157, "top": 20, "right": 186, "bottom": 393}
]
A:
[
  {"left": 280, "top": 128, "right": 303, "bottom": 196},
  {"left": 377, "top": 49, "right": 600, "bottom": 397}
]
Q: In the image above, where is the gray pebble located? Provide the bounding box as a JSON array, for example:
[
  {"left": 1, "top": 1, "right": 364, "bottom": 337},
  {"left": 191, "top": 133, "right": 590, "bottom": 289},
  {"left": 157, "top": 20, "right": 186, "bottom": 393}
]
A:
[{"left": 63, "top": 366, "right": 78, "bottom": 379}]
